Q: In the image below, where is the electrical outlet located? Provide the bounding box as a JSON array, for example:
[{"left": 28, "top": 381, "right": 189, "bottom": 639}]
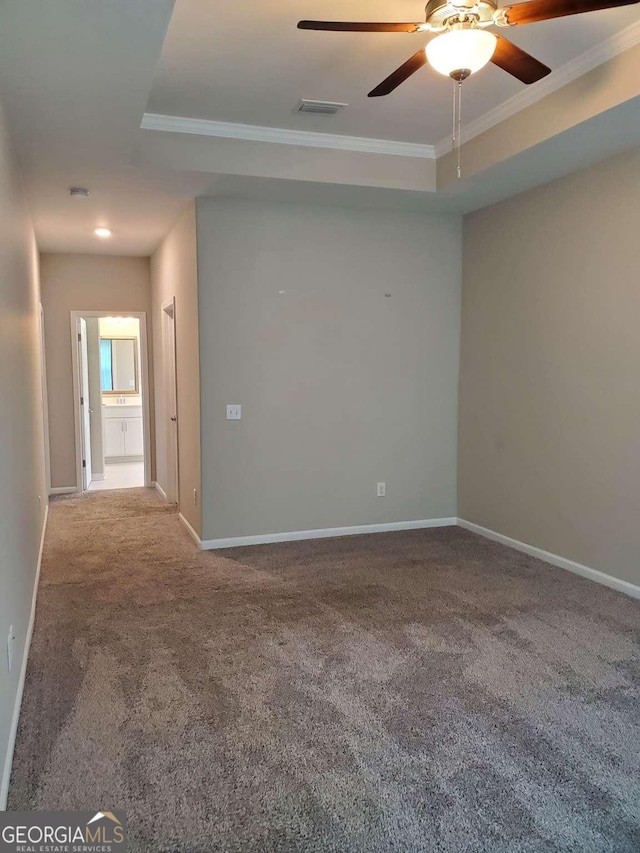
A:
[
  {"left": 377, "top": 482, "right": 386, "bottom": 497},
  {"left": 193, "top": 488, "right": 198, "bottom": 506},
  {"left": 226, "top": 404, "right": 242, "bottom": 420},
  {"left": 7, "top": 625, "right": 15, "bottom": 672}
]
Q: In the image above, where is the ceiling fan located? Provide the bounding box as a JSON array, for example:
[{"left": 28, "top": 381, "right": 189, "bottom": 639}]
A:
[{"left": 298, "top": 0, "right": 640, "bottom": 93}]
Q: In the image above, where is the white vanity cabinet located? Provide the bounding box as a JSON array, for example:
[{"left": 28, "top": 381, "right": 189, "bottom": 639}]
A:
[{"left": 103, "top": 405, "right": 144, "bottom": 459}]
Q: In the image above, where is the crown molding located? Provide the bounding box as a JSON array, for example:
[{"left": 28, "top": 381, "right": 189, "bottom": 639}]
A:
[
  {"left": 141, "top": 113, "right": 437, "bottom": 160},
  {"left": 434, "top": 19, "right": 640, "bottom": 157}
]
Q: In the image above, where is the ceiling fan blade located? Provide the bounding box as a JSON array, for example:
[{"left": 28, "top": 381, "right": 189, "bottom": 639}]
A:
[
  {"left": 491, "top": 35, "right": 551, "bottom": 83},
  {"left": 297, "top": 21, "right": 423, "bottom": 33},
  {"left": 368, "top": 49, "right": 427, "bottom": 97},
  {"left": 500, "top": 0, "right": 639, "bottom": 26}
]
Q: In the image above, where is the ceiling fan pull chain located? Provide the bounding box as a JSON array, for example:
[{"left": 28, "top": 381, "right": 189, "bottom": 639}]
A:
[
  {"left": 451, "top": 78, "right": 457, "bottom": 151},
  {"left": 457, "top": 80, "right": 463, "bottom": 180}
]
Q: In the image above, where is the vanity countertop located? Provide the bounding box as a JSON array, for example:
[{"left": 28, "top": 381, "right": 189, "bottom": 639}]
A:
[{"left": 102, "top": 399, "right": 142, "bottom": 408}]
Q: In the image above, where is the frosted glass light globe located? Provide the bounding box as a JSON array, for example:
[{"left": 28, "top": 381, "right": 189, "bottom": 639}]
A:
[{"left": 426, "top": 29, "right": 497, "bottom": 78}]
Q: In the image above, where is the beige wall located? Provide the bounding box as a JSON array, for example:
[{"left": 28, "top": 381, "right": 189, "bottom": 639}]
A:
[
  {"left": 40, "top": 254, "right": 152, "bottom": 489},
  {"left": 196, "top": 198, "right": 462, "bottom": 542},
  {"left": 150, "top": 202, "right": 202, "bottom": 535},
  {"left": 459, "top": 146, "right": 640, "bottom": 587},
  {"left": 0, "top": 97, "right": 47, "bottom": 806}
]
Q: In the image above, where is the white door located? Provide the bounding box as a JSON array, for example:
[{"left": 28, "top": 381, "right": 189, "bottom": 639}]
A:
[
  {"left": 104, "top": 418, "right": 125, "bottom": 457},
  {"left": 162, "top": 300, "right": 179, "bottom": 503},
  {"left": 123, "top": 417, "right": 144, "bottom": 456},
  {"left": 77, "top": 318, "right": 92, "bottom": 489}
]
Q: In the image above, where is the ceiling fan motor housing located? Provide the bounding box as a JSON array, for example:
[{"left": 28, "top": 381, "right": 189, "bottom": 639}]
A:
[{"left": 425, "top": 0, "right": 498, "bottom": 29}]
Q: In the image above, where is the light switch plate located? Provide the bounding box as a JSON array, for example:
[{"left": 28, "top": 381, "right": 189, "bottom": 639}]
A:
[{"left": 226, "top": 404, "right": 242, "bottom": 420}]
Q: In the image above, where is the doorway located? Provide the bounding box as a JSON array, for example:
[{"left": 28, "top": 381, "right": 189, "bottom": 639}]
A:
[{"left": 71, "top": 311, "right": 152, "bottom": 492}]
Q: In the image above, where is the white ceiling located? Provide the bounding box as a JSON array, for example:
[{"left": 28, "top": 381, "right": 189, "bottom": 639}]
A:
[
  {"left": 0, "top": 0, "right": 637, "bottom": 255},
  {"left": 0, "top": 0, "right": 181, "bottom": 255}
]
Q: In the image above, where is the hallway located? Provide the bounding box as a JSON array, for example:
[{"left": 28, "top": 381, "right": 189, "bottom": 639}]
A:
[{"left": 8, "top": 490, "right": 640, "bottom": 851}]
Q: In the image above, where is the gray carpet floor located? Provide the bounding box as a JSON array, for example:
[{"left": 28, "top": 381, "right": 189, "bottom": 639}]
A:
[{"left": 8, "top": 489, "right": 640, "bottom": 852}]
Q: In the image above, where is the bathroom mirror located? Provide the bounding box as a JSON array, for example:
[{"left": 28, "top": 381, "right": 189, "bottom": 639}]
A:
[{"left": 100, "top": 337, "right": 139, "bottom": 394}]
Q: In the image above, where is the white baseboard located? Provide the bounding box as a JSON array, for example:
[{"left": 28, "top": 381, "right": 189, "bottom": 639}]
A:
[
  {"left": 179, "top": 512, "right": 202, "bottom": 546},
  {"left": 197, "top": 517, "right": 458, "bottom": 551},
  {"left": 457, "top": 519, "right": 640, "bottom": 600},
  {"left": 90, "top": 473, "right": 106, "bottom": 481},
  {"left": 153, "top": 481, "right": 167, "bottom": 501},
  {"left": 1, "top": 504, "right": 49, "bottom": 809},
  {"left": 49, "top": 486, "right": 77, "bottom": 496}
]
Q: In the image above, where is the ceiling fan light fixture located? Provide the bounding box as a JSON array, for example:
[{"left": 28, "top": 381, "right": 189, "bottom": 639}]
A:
[{"left": 426, "top": 28, "right": 497, "bottom": 78}]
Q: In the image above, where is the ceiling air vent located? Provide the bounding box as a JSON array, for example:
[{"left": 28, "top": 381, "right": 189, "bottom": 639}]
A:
[{"left": 295, "top": 99, "right": 347, "bottom": 116}]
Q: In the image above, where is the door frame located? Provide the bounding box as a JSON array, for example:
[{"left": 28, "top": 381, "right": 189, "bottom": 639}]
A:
[
  {"left": 70, "top": 310, "right": 152, "bottom": 491},
  {"left": 39, "top": 303, "right": 51, "bottom": 497},
  {"left": 161, "top": 298, "right": 179, "bottom": 504},
  {"left": 77, "top": 317, "right": 93, "bottom": 489}
]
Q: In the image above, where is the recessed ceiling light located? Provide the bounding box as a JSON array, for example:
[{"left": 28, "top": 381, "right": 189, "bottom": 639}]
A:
[
  {"left": 69, "top": 187, "right": 90, "bottom": 199},
  {"left": 94, "top": 227, "right": 112, "bottom": 238}
]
